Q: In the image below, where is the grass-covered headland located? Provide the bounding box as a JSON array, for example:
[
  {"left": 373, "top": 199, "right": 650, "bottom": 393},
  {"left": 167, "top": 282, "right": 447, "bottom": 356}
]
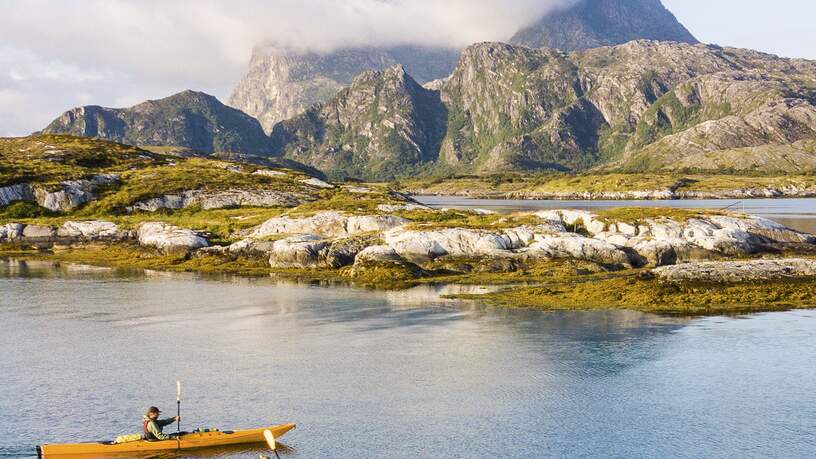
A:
[{"left": 2, "top": 135, "right": 816, "bottom": 316}]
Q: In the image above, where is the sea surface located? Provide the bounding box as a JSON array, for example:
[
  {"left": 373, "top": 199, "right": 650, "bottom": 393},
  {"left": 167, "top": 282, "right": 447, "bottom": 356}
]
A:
[
  {"left": 415, "top": 196, "right": 816, "bottom": 234},
  {"left": 2, "top": 259, "right": 816, "bottom": 458}
]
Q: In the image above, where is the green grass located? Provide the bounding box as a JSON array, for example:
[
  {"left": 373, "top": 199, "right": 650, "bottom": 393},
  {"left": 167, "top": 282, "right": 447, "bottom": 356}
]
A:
[
  {"left": 452, "top": 274, "right": 816, "bottom": 316},
  {"left": 594, "top": 207, "right": 728, "bottom": 225}
]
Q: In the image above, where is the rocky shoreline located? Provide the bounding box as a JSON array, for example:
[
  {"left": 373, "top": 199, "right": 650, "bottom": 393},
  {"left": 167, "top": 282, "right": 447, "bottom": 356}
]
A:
[
  {"left": 3, "top": 206, "right": 816, "bottom": 315},
  {"left": 407, "top": 186, "right": 816, "bottom": 201}
]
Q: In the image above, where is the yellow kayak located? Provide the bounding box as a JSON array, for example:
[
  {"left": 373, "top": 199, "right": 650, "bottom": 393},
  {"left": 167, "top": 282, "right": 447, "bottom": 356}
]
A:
[{"left": 38, "top": 422, "right": 295, "bottom": 457}]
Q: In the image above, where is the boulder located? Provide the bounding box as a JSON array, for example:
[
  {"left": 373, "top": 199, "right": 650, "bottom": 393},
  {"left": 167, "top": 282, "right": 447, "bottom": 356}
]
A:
[
  {"left": 523, "top": 233, "right": 632, "bottom": 268},
  {"left": 137, "top": 222, "right": 208, "bottom": 251},
  {"left": 0, "top": 223, "right": 24, "bottom": 242},
  {"left": 252, "top": 211, "right": 407, "bottom": 239},
  {"left": 22, "top": 224, "right": 56, "bottom": 241},
  {"left": 355, "top": 245, "right": 403, "bottom": 264},
  {"left": 33, "top": 174, "right": 118, "bottom": 212},
  {"left": 252, "top": 169, "right": 287, "bottom": 177},
  {"left": 626, "top": 238, "right": 678, "bottom": 267},
  {"left": 707, "top": 215, "right": 816, "bottom": 244},
  {"left": 0, "top": 184, "right": 35, "bottom": 207},
  {"left": 299, "top": 177, "right": 334, "bottom": 189},
  {"left": 57, "top": 221, "right": 123, "bottom": 241},
  {"left": 268, "top": 235, "right": 328, "bottom": 268},
  {"left": 384, "top": 227, "right": 515, "bottom": 259},
  {"left": 323, "top": 234, "right": 382, "bottom": 268},
  {"left": 652, "top": 259, "right": 816, "bottom": 283},
  {"left": 535, "top": 209, "right": 606, "bottom": 234}
]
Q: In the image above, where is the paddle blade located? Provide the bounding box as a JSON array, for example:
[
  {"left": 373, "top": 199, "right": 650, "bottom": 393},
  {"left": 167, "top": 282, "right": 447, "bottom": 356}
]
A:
[
  {"left": 263, "top": 429, "right": 276, "bottom": 451},
  {"left": 176, "top": 381, "right": 181, "bottom": 401}
]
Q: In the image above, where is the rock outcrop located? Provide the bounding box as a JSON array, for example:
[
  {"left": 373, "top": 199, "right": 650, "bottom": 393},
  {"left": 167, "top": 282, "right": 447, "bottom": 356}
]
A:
[
  {"left": 0, "top": 220, "right": 129, "bottom": 248},
  {"left": 136, "top": 222, "right": 209, "bottom": 252},
  {"left": 267, "top": 235, "right": 328, "bottom": 268},
  {"left": 653, "top": 259, "right": 816, "bottom": 283},
  {"left": 0, "top": 174, "right": 118, "bottom": 211},
  {"left": 250, "top": 211, "right": 407, "bottom": 239},
  {"left": 126, "top": 189, "right": 306, "bottom": 213}
]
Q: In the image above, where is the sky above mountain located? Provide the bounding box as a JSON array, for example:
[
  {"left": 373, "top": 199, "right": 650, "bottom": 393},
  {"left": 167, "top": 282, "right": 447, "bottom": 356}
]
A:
[{"left": 1, "top": 0, "right": 814, "bottom": 137}]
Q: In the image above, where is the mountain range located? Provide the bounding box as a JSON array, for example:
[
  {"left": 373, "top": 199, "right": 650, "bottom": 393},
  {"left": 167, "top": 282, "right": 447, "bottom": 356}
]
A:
[
  {"left": 38, "top": 0, "right": 816, "bottom": 181},
  {"left": 230, "top": 0, "right": 698, "bottom": 132}
]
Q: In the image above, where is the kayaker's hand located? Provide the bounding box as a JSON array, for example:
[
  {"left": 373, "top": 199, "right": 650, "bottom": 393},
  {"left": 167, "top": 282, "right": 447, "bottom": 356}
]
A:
[{"left": 173, "top": 415, "right": 181, "bottom": 422}]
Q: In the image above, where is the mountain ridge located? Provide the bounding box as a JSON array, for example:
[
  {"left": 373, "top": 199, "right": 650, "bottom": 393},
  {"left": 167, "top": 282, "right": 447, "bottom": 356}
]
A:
[{"left": 41, "top": 90, "right": 274, "bottom": 155}]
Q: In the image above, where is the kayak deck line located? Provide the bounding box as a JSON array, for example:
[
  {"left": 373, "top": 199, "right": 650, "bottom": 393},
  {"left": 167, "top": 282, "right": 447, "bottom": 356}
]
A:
[{"left": 38, "top": 422, "right": 295, "bottom": 457}]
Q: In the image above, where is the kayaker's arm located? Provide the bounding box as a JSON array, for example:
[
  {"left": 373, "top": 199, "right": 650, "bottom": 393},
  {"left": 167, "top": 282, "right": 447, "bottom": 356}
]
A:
[
  {"left": 147, "top": 420, "right": 171, "bottom": 440},
  {"left": 157, "top": 418, "right": 177, "bottom": 428}
]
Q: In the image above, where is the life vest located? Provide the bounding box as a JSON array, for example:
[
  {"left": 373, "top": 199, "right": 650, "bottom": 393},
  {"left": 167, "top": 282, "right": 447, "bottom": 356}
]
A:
[{"left": 143, "top": 419, "right": 156, "bottom": 440}]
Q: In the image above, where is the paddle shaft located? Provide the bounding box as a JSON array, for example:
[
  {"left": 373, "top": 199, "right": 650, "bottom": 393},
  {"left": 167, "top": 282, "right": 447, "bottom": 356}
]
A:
[{"left": 176, "top": 381, "right": 181, "bottom": 450}]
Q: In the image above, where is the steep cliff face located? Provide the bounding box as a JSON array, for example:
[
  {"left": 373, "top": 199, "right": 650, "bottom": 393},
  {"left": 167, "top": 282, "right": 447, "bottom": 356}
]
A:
[
  {"left": 272, "top": 41, "right": 816, "bottom": 179},
  {"left": 271, "top": 65, "right": 447, "bottom": 180},
  {"left": 228, "top": 45, "right": 460, "bottom": 133},
  {"left": 509, "top": 0, "right": 698, "bottom": 51},
  {"left": 42, "top": 90, "right": 274, "bottom": 155}
]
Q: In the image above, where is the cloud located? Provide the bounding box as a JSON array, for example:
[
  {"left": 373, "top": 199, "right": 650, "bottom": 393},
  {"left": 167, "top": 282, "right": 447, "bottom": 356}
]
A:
[{"left": 0, "top": 0, "right": 575, "bottom": 136}]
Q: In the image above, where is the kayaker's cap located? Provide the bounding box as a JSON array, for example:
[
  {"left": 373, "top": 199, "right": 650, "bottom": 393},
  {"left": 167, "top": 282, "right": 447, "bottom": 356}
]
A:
[{"left": 146, "top": 406, "right": 161, "bottom": 415}]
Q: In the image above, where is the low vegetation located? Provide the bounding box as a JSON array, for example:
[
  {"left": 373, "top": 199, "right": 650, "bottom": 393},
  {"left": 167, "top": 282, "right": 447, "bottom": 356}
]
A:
[
  {"left": 453, "top": 274, "right": 816, "bottom": 316},
  {"left": 398, "top": 172, "right": 816, "bottom": 197}
]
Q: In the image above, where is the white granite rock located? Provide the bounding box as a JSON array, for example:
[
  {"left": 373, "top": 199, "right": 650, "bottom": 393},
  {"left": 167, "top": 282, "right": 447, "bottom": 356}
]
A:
[
  {"left": 0, "top": 184, "right": 35, "bottom": 207},
  {"left": 137, "top": 222, "right": 208, "bottom": 251},
  {"left": 22, "top": 224, "right": 56, "bottom": 240},
  {"left": 252, "top": 169, "right": 287, "bottom": 177},
  {"left": 57, "top": 221, "right": 122, "bottom": 240},
  {"left": 268, "top": 235, "right": 328, "bottom": 268},
  {"left": 299, "top": 177, "right": 334, "bottom": 189},
  {"left": 251, "top": 211, "right": 407, "bottom": 239},
  {"left": 653, "top": 259, "right": 816, "bottom": 283},
  {"left": 0, "top": 223, "right": 24, "bottom": 242},
  {"left": 127, "top": 189, "right": 303, "bottom": 212},
  {"left": 524, "top": 233, "right": 632, "bottom": 267},
  {"left": 355, "top": 245, "right": 403, "bottom": 264}
]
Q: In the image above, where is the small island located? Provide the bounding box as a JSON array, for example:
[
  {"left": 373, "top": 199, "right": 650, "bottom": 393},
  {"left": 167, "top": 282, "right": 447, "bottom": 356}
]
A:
[{"left": 2, "top": 135, "right": 815, "bottom": 316}]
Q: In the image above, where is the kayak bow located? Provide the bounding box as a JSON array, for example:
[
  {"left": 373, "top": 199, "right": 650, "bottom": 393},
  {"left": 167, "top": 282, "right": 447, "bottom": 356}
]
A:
[{"left": 38, "top": 423, "right": 295, "bottom": 457}]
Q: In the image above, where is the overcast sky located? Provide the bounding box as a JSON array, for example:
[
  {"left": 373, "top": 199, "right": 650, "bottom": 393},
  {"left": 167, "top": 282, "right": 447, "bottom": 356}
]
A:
[{"left": 1, "top": 0, "right": 813, "bottom": 137}]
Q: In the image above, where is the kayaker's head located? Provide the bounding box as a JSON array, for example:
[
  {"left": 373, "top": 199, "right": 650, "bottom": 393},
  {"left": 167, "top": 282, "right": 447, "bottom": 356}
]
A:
[{"left": 146, "top": 406, "right": 161, "bottom": 420}]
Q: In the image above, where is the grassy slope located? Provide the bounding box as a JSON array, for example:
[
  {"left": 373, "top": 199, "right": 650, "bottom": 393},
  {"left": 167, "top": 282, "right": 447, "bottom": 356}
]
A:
[{"left": 399, "top": 173, "right": 816, "bottom": 196}]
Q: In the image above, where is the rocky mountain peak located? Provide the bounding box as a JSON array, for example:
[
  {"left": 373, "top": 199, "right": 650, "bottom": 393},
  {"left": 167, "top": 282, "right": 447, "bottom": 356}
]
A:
[
  {"left": 229, "top": 46, "right": 459, "bottom": 133},
  {"left": 41, "top": 90, "right": 274, "bottom": 155},
  {"left": 510, "top": 0, "right": 698, "bottom": 51}
]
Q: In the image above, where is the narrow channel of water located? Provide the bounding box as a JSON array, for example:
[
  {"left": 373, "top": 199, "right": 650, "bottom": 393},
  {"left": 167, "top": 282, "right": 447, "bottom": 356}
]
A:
[{"left": 415, "top": 196, "right": 816, "bottom": 234}]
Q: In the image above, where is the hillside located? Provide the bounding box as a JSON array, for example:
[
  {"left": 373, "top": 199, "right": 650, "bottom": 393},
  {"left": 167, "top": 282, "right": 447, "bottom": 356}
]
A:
[
  {"left": 269, "top": 41, "right": 816, "bottom": 180},
  {"left": 229, "top": 45, "right": 460, "bottom": 133},
  {"left": 509, "top": 0, "right": 698, "bottom": 51},
  {"left": 41, "top": 90, "right": 274, "bottom": 155}
]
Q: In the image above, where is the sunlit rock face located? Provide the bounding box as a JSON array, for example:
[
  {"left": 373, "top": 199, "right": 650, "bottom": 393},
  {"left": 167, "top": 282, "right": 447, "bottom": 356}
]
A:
[{"left": 229, "top": 45, "right": 460, "bottom": 134}]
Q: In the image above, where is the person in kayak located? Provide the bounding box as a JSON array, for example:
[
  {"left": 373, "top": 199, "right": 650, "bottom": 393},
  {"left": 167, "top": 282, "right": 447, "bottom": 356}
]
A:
[{"left": 143, "top": 406, "right": 180, "bottom": 441}]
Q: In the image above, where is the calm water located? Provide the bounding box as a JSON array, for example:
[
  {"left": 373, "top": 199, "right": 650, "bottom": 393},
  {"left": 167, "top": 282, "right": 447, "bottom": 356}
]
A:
[
  {"left": 415, "top": 196, "right": 816, "bottom": 234},
  {"left": 2, "top": 260, "right": 816, "bottom": 458}
]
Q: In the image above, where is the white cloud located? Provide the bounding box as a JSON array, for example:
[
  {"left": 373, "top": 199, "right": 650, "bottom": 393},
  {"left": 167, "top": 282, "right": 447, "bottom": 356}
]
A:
[{"left": 0, "top": 0, "right": 575, "bottom": 136}]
